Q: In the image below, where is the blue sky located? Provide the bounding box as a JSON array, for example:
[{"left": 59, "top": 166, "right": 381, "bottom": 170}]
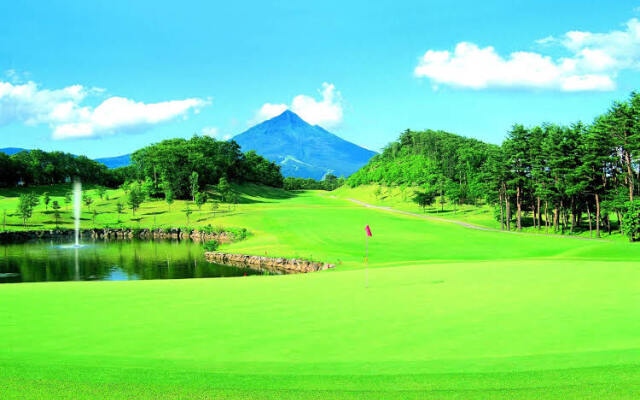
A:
[{"left": 2, "top": 0, "right": 640, "bottom": 158}]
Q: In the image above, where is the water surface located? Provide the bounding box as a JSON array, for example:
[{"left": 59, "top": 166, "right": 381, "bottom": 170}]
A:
[{"left": 0, "top": 239, "right": 263, "bottom": 283}]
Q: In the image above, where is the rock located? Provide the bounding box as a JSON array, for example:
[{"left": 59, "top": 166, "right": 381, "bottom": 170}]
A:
[{"left": 204, "top": 252, "right": 335, "bottom": 274}]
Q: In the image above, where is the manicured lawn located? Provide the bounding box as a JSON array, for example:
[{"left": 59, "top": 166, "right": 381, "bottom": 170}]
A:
[
  {"left": 332, "top": 184, "right": 627, "bottom": 240},
  {"left": 1, "top": 186, "right": 640, "bottom": 398}
]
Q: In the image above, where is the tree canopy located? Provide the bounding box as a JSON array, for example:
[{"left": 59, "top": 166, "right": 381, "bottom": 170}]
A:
[
  {"left": 348, "top": 92, "right": 640, "bottom": 240},
  {"left": 0, "top": 150, "right": 117, "bottom": 188},
  {"left": 129, "top": 136, "right": 283, "bottom": 199}
]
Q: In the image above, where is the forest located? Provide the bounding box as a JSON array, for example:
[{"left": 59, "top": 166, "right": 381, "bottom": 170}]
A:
[
  {"left": 0, "top": 150, "right": 117, "bottom": 187},
  {"left": 0, "top": 137, "right": 285, "bottom": 200},
  {"left": 126, "top": 136, "right": 283, "bottom": 199},
  {"left": 349, "top": 92, "right": 640, "bottom": 241}
]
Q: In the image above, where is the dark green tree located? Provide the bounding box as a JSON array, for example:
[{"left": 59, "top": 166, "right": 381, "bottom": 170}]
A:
[
  {"left": 413, "top": 190, "right": 435, "bottom": 212},
  {"left": 17, "top": 193, "right": 39, "bottom": 226},
  {"left": 43, "top": 192, "right": 51, "bottom": 211},
  {"left": 127, "top": 183, "right": 144, "bottom": 215},
  {"left": 51, "top": 200, "right": 61, "bottom": 228},
  {"left": 195, "top": 191, "right": 206, "bottom": 211},
  {"left": 217, "top": 176, "right": 230, "bottom": 202}
]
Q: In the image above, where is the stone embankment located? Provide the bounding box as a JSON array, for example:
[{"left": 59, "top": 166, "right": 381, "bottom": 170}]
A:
[
  {"left": 205, "top": 252, "right": 335, "bottom": 274},
  {"left": 0, "top": 228, "right": 234, "bottom": 243}
]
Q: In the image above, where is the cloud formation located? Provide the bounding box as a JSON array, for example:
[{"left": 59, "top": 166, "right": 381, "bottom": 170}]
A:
[
  {"left": 414, "top": 18, "right": 640, "bottom": 91},
  {"left": 0, "top": 78, "right": 209, "bottom": 139},
  {"left": 201, "top": 126, "right": 232, "bottom": 141},
  {"left": 253, "top": 83, "right": 343, "bottom": 128},
  {"left": 201, "top": 126, "right": 219, "bottom": 137}
]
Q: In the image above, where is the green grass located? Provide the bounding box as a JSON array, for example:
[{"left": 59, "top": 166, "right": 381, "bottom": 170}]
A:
[
  {"left": 332, "top": 184, "right": 627, "bottom": 240},
  {"left": 0, "top": 183, "right": 288, "bottom": 233},
  {"left": 1, "top": 184, "right": 640, "bottom": 398}
]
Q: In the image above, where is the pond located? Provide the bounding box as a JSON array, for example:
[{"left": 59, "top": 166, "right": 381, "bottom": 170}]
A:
[{"left": 0, "top": 239, "right": 264, "bottom": 283}]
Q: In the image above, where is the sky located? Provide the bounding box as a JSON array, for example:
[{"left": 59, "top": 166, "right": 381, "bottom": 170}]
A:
[{"left": 2, "top": 0, "right": 640, "bottom": 158}]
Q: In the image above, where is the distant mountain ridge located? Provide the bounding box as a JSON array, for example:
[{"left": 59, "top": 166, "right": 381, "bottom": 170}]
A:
[
  {"left": 94, "top": 154, "right": 131, "bottom": 169},
  {"left": 232, "top": 110, "right": 376, "bottom": 179},
  {"left": 0, "top": 147, "right": 28, "bottom": 156}
]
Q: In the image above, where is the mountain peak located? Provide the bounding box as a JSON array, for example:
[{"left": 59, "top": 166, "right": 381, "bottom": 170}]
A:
[
  {"left": 233, "top": 110, "right": 377, "bottom": 180},
  {"left": 271, "top": 109, "right": 305, "bottom": 125}
]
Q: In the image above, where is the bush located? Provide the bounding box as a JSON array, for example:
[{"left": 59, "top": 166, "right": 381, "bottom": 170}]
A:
[
  {"left": 200, "top": 224, "right": 223, "bottom": 234},
  {"left": 228, "top": 227, "right": 248, "bottom": 241},
  {"left": 203, "top": 240, "right": 219, "bottom": 252},
  {"left": 622, "top": 200, "right": 640, "bottom": 242}
]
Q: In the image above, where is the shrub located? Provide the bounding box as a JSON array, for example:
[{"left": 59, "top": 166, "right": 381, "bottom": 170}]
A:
[
  {"left": 228, "top": 227, "right": 248, "bottom": 241},
  {"left": 201, "top": 224, "right": 216, "bottom": 234},
  {"left": 203, "top": 240, "right": 219, "bottom": 252},
  {"left": 622, "top": 200, "right": 640, "bottom": 242}
]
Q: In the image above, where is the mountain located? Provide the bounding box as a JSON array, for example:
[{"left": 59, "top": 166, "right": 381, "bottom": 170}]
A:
[
  {"left": 232, "top": 110, "right": 376, "bottom": 179},
  {"left": 94, "top": 154, "right": 131, "bottom": 169},
  {"left": 0, "top": 147, "right": 28, "bottom": 156}
]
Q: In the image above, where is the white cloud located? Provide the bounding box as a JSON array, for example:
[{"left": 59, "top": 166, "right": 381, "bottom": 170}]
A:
[
  {"left": 254, "top": 103, "right": 288, "bottom": 122},
  {"left": 415, "top": 18, "right": 640, "bottom": 91},
  {"left": 0, "top": 81, "right": 89, "bottom": 126},
  {"left": 201, "top": 126, "right": 219, "bottom": 137},
  {"left": 291, "top": 83, "right": 343, "bottom": 127},
  {"left": 534, "top": 35, "right": 556, "bottom": 46},
  {"left": 0, "top": 79, "right": 209, "bottom": 139},
  {"left": 252, "top": 83, "right": 344, "bottom": 128},
  {"left": 201, "top": 127, "right": 232, "bottom": 140}
]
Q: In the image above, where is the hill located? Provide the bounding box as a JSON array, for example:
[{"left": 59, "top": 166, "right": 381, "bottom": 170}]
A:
[
  {"left": 0, "top": 147, "right": 28, "bottom": 156},
  {"left": 94, "top": 154, "right": 131, "bottom": 169},
  {"left": 348, "top": 129, "right": 496, "bottom": 203},
  {"left": 233, "top": 110, "right": 376, "bottom": 179}
]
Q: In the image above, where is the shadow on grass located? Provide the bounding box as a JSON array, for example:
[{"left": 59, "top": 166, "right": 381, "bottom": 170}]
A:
[
  {"left": 0, "top": 183, "right": 112, "bottom": 198},
  {"left": 142, "top": 211, "right": 167, "bottom": 216},
  {"left": 202, "top": 184, "right": 300, "bottom": 205}
]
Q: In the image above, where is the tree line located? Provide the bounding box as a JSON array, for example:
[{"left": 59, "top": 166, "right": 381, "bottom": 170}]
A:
[
  {"left": 121, "top": 136, "right": 284, "bottom": 200},
  {"left": 283, "top": 174, "right": 345, "bottom": 191},
  {"left": 0, "top": 136, "right": 286, "bottom": 197},
  {"left": 348, "top": 91, "right": 640, "bottom": 241},
  {"left": 488, "top": 92, "right": 640, "bottom": 240},
  {"left": 0, "top": 150, "right": 117, "bottom": 188}
]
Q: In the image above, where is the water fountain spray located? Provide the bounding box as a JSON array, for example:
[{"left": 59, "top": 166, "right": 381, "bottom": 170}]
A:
[{"left": 73, "top": 180, "right": 82, "bottom": 246}]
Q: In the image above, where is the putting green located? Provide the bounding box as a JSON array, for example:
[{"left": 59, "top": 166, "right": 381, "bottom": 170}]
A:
[{"left": 1, "top": 189, "right": 640, "bottom": 398}]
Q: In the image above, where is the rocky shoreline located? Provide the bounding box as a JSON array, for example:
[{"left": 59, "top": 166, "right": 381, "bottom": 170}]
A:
[
  {"left": 205, "top": 252, "right": 335, "bottom": 274},
  {"left": 0, "top": 228, "right": 335, "bottom": 275},
  {"left": 0, "top": 228, "right": 235, "bottom": 243}
]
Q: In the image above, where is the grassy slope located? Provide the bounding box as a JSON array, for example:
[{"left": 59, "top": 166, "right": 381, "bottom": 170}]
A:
[
  {"left": 0, "top": 183, "right": 289, "bottom": 233},
  {"left": 1, "top": 185, "right": 640, "bottom": 398},
  {"left": 332, "top": 184, "right": 627, "bottom": 240}
]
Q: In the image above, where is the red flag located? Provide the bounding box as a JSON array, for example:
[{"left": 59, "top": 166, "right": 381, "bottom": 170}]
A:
[{"left": 365, "top": 225, "right": 372, "bottom": 237}]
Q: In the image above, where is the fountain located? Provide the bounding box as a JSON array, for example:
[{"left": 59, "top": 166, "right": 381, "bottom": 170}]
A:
[
  {"left": 73, "top": 180, "right": 81, "bottom": 246},
  {"left": 56, "top": 180, "right": 84, "bottom": 268}
]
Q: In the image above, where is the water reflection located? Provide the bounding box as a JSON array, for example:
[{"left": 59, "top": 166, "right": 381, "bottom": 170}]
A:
[{"left": 0, "top": 239, "right": 263, "bottom": 283}]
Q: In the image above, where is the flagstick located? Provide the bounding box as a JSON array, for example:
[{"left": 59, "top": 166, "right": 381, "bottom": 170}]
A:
[{"left": 365, "top": 234, "right": 368, "bottom": 288}]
